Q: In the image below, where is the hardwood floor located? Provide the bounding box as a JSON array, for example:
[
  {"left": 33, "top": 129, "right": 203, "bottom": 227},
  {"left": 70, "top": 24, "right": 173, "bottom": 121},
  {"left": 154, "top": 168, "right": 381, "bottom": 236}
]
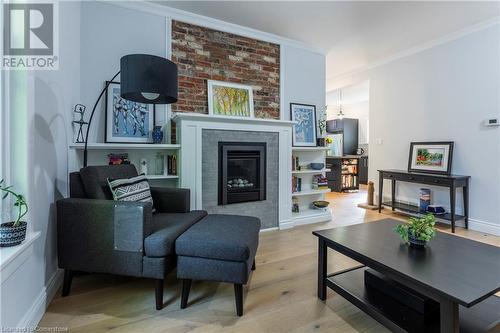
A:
[{"left": 39, "top": 187, "right": 499, "bottom": 332}]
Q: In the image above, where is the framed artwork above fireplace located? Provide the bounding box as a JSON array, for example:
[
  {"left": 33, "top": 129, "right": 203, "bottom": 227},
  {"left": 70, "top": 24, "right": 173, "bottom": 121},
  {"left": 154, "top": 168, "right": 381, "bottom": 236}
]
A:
[{"left": 208, "top": 80, "right": 254, "bottom": 119}]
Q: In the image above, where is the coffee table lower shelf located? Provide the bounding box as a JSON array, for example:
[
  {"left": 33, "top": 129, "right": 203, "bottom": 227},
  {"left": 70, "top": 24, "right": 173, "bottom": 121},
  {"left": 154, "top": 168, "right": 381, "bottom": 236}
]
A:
[{"left": 326, "top": 266, "right": 499, "bottom": 333}]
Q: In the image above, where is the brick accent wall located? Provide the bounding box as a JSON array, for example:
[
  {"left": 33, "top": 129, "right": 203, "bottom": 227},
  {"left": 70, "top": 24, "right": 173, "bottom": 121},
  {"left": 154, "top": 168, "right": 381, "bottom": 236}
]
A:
[{"left": 171, "top": 21, "right": 280, "bottom": 119}]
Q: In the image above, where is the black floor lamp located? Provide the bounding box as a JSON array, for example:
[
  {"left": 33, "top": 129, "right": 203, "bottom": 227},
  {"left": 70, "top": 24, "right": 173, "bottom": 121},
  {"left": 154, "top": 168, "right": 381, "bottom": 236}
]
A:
[{"left": 83, "top": 54, "right": 178, "bottom": 167}]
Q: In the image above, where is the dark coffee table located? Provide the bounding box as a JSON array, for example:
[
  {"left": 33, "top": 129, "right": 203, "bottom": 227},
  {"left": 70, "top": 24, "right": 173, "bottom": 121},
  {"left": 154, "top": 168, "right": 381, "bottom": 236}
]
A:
[{"left": 313, "top": 219, "right": 500, "bottom": 333}]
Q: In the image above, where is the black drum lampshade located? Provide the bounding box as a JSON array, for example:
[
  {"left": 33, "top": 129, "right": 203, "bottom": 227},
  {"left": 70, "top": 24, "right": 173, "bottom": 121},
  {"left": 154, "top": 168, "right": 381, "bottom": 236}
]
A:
[{"left": 120, "top": 54, "right": 178, "bottom": 104}]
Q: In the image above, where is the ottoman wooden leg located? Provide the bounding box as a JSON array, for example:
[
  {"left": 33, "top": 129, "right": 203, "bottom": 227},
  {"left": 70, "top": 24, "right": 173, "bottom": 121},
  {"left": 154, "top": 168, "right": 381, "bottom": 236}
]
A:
[
  {"left": 155, "top": 279, "right": 164, "bottom": 310},
  {"left": 251, "top": 260, "right": 256, "bottom": 271},
  {"left": 61, "top": 269, "right": 73, "bottom": 297},
  {"left": 181, "top": 279, "right": 192, "bottom": 309},
  {"left": 234, "top": 284, "right": 243, "bottom": 316}
]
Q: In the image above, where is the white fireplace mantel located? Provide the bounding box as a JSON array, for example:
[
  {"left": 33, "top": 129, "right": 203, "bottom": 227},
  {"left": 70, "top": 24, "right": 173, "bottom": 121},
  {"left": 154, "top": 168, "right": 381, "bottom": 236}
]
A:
[{"left": 173, "top": 112, "right": 295, "bottom": 229}]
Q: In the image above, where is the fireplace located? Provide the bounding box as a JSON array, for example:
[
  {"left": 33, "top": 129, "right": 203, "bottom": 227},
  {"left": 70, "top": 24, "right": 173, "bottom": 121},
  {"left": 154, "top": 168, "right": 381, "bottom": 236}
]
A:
[{"left": 218, "top": 142, "right": 266, "bottom": 205}]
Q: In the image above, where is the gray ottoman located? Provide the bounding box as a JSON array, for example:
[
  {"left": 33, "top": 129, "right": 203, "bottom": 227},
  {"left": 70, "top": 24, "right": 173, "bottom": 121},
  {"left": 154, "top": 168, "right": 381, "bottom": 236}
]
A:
[{"left": 175, "top": 214, "right": 261, "bottom": 316}]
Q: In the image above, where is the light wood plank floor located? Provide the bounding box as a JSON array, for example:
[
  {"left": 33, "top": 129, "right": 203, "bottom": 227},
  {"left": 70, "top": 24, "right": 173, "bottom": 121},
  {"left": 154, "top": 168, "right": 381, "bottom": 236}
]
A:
[{"left": 39, "top": 187, "right": 499, "bottom": 332}]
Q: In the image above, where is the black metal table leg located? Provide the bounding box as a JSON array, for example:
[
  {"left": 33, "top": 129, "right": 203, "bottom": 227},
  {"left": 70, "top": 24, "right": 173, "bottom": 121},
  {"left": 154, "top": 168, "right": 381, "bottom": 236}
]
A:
[
  {"left": 440, "top": 298, "right": 459, "bottom": 333},
  {"left": 463, "top": 180, "right": 469, "bottom": 229},
  {"left": 391, "top": 179, "right": 396, "bottom": 211},
  {"left": 378, "top": 172, "right": 383, "bottom": 213},
  {"left": 318, "top": 238, "right": 327, "bottom": 301},
  {"left": 450, "top": 182, "right": 456, "bottom": 233}
]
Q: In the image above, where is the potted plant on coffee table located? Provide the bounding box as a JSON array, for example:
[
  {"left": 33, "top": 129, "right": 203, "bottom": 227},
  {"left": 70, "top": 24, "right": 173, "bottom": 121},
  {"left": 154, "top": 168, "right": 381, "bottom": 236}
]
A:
[
  {"left": 394, "top": 214, "right": 436, "bottom": 248},
  {"left": 0, "top": 179, "right": 28, "bottom": 247}
]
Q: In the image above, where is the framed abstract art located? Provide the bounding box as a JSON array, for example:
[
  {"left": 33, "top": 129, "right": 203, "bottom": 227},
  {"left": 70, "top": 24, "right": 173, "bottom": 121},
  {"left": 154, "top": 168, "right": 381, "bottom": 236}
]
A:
[
  {"left": 408, "top": 141, "right": 454, "bottom": 175},
  {"left": 290, "top": 103, "right": 317, "bottom": 147},
  {"left": 105, "top": 81, "right": 155, "bottom": 143},
  {"left": 207, "top": 80, "right": 254, "bottom": 118}
]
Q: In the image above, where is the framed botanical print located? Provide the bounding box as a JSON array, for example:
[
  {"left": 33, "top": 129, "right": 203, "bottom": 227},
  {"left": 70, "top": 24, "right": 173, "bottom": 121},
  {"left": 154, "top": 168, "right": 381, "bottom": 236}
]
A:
[
  {"left": 290, "top": 103, "right": 317, "bottom": 147},
  {"left": 408, "top": 141, "right": 454, "bottom": 175},
  {"left": 207, "top": 80, "right": 254, "bottom": 118},
  {"left": 105, "top": 81, "right": 155, "bottom": 143}
]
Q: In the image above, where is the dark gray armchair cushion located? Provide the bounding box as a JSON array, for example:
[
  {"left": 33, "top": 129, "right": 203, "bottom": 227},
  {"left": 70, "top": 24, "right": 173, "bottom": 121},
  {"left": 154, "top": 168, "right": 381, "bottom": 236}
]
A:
[
  {"left": 144, "top": 210, "right": 207, "bottom": 257},
  {"left": 150, "top": 187, "right": 190, "bottom": 213},
  {"left": 175, "top": 214, "right": 261, "bottom": 262},
  {"left": 79, "top": 164, "right": 138, "bottom": 199}
]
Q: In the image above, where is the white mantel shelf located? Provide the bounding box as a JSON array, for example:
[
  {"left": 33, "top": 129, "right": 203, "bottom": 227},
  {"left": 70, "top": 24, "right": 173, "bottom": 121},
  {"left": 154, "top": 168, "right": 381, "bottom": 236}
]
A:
[
  {"left": 172, "top": 113, "right": 295, "bottom": 126},
  {"left": 69, "top": 143, "right": 181, "bottom": 150}
]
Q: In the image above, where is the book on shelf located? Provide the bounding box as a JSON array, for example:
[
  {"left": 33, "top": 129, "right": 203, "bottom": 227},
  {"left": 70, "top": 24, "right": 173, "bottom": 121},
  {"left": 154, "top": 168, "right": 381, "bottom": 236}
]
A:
[
  {"left": 342, "top": 175, "right": 357, "bottom": 188},
  {"left": 342, "top": 164, "right": 358, "bottom": 174},
  {"left": 292, "top": 176, "right": 302, "bottom": 193},
  {"left": 312, "top": 174, "right": 328, "bottom": 190},
  {"left": 165, "top": 155, "right": 177, "bottom": 175},
  {"left": 108, "top": 153, "right": 130, "bottom": 165},
  {"left": 292, "top": 155, "right": 299, "bottom": 171}
]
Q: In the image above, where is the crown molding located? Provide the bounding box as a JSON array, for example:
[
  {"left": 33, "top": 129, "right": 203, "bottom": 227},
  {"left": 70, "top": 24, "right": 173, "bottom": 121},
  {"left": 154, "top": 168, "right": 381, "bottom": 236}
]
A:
[
  {"left": 105, "top": 1, "right": 325, "bottom": 55},
  {"left": 327, "top": 16, "right": 500, "bottom": 86}
]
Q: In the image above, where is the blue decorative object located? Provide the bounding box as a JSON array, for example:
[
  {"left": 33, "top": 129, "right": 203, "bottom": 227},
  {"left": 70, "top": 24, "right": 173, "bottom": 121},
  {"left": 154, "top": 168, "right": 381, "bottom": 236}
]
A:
[
  {"left": 152, "top": 126, "right": 163, "bottom": 144},
  {"left": 419, "top": 188, "right": 431, "bottom": 212},
  {"left": 427, "top": 205, "right": 446, "bottom": 215},
  {"left": 309, "top": 163, "right": 324, "bottom": 170}
]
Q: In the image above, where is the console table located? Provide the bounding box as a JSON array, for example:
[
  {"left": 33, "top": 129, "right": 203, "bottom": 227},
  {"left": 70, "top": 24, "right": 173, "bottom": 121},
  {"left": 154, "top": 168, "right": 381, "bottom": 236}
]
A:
[{"left": 378, "top": 169, "right": 470, "bottom": 233}]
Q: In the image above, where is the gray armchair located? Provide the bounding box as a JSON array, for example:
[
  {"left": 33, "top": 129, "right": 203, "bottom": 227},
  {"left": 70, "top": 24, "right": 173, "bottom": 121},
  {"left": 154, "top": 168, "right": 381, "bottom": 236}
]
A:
[{"left": 57, "top": 164, "right": 207, "bottom": 310}]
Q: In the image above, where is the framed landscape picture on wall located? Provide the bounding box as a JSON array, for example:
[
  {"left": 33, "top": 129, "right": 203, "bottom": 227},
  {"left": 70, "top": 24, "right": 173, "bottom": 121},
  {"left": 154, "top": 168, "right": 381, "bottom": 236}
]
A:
[
  {"left": 408, "top": 141, "right": 454, "bottom": 175},
  {"left": 207, "top": 80, "right": 254, "bottom": 118},
  {"left": 290, "top": 103, "right": 317, "bottom": 147},
  {"left": 105, "top": 81, "right": 155, "bottom": 143}
]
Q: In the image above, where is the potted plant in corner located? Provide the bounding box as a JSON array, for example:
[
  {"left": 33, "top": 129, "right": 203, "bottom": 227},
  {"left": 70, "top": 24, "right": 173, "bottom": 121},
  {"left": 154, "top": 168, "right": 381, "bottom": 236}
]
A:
[
  {"left": 394, "top": 214, "right": 436, "bottom": 248},
  {"left": 0, "top": 179, "right": 28, "bottom": 247}
]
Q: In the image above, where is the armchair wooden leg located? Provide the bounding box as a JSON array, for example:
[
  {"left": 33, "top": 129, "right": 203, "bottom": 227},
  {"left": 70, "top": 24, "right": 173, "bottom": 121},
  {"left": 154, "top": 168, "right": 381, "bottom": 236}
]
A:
[
  {"left": 61, "top": 269, "right": 73, "bottom": 297},
  {"left": 234, "top": 284, "right": 243, "bottom": 316},
  {"left": 251, "top": 260, "right": 256, "bottom": 271},
  {"left": 155, "top": 279, "right": 164, "bottom": 310},
  {"left": 180, "top": 279, "right": 192, "bottom": 309}
]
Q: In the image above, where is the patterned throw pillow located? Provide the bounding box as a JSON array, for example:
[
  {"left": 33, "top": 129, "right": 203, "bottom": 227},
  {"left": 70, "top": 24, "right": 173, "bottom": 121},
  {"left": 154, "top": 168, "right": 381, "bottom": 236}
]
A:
[{"left": 107, "top": 174, "right": 155, "bottom": 211}]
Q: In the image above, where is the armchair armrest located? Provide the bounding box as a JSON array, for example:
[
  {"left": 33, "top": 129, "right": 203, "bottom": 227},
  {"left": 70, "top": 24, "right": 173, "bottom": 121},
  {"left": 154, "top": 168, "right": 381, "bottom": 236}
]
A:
[
  {"left": 57, "top": 198, "right": 152, "bottom": 277},
  {"left": 150, "top": 187, "right": 190, "bottom": 213}
]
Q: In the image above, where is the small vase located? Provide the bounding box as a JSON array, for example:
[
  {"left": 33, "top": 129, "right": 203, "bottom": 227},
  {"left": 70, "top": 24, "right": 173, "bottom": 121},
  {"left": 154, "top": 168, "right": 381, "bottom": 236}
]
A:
[
  {"left": 152, "top": 126, "right": 163, "bottom": 144},
  {"left": 317, "top": 138, "right": 326, "bottom": 147},
  {"left": 0, "top": 221, "right": 27, "bottom": 247},
  {"left": 408, "top": 233, "right": 427, "bottom": 249}
]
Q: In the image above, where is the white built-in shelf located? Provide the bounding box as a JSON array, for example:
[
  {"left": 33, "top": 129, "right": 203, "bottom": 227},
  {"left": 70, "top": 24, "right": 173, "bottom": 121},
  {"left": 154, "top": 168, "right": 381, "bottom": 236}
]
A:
[
  {"left": 292, "top": 147, "right": 330, "bottom": 152},
  {"left": 292, "top": 208, "right": 331, "bottom": 220},
  {"left": 292, "top": 168, "right": 330, "bottom": 174},
  {"left": 69, "top": 143, "right": 181, "bottom": 150},
  {"left": 292, "top": 188, "right": 331, "bottom": 197},
  {"left": 146, "top": 175, "right": 179, "bottom": 180}
]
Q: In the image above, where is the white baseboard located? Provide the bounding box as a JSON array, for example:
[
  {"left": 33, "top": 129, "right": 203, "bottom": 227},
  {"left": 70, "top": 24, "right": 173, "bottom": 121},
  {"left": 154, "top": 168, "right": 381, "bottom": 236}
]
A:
[
  {"left": 279, "top": 220, "right": 295, "bottom": 230},
  {"left": 468, "top": 219, "right": 500, "bottom": 236},
  {"left": 17, "top": 268, "right": 63, "bottom": 328},
  {"left": 260, "top": 227, "right": 278, "bottom": 233}
]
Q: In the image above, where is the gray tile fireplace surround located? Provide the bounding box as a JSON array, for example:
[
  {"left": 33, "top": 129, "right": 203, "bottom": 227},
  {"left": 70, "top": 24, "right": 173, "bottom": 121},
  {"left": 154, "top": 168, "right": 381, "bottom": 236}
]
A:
[{"left": 202, "top": 129, "right": 279, "bottom": 229}]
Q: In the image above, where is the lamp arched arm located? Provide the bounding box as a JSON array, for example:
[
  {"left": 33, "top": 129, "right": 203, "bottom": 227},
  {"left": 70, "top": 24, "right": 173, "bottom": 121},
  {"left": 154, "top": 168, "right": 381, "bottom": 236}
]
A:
[{"left": 83, "top": 71, "right": 121, "bottom": 167}]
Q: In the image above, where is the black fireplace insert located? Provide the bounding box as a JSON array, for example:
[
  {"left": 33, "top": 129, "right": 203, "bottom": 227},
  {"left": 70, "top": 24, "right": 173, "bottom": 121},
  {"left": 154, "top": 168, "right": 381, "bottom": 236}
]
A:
[{"left": 218, "top": 142, "right": 266, "bottom": 205}]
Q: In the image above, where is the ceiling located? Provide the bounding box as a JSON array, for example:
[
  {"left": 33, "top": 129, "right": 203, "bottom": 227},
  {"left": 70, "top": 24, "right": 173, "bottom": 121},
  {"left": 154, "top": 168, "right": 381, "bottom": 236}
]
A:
[{"left": 155, "top": 1, "right": 499, "bottom": 82}]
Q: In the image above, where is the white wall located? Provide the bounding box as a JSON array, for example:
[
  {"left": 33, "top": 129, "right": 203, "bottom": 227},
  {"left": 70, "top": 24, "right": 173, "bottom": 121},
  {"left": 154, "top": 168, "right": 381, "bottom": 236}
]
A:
[
  {"left": 80, "top": 2, "right": 168, "bottom": 144},
  {"left": 282, "top": 45, "right": 326, "bottom": 122},
  {"left": 1, "top": 1, "right": 81, "bottom": 327},
  {"left": 329, "top": 23, "right": 500, "bottom": 235}
]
